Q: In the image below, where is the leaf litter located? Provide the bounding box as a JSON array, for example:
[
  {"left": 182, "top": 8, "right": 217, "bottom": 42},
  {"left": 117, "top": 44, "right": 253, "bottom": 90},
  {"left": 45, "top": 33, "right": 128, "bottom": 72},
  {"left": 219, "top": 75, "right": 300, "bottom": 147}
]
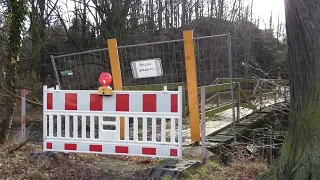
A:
[{"left": 0, "top": 141, "right": 159, "bottom": 180}]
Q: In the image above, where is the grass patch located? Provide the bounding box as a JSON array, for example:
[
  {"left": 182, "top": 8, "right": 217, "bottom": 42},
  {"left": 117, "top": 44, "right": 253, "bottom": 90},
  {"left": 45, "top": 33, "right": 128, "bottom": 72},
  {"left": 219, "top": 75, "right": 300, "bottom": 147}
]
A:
[{"left": 179, "top": 146, "right": 268, "bottom": 180}]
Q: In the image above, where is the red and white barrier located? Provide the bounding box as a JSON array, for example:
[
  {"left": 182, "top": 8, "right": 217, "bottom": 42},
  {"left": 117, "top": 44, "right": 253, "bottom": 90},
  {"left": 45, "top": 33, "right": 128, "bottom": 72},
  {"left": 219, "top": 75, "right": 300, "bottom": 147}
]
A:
[
  {"left": 46, "top": 89, "right": 178, "bottom": 113},
  {"left": 43, "top": 85, "right": 183, "bottom": 159},
  {"left": 45, "top": 141, "right": 178, "bottom": 157}
]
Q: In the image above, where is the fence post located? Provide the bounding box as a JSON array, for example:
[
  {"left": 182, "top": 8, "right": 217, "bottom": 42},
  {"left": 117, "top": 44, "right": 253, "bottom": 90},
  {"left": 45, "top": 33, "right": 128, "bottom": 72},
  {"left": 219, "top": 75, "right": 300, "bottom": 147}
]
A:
[
  {"left": 183, "top": 30, "right": 200, "bottom": 142},
  {"left": 182, "top": 84, "right": 188, "bottom": 118},
  {"left": 227, "top": 32, "right": 237, "bottom": 142},
  {"left": 216, "top": 93, "right": 220, "bottom": 107},
  {"left": 284, "top": 86, "right": 287, "bottom": 98},
  {"left": 236, "top": 83, "right": 240, "bottom": 121},
  {"left": 200, "top": 86, "right": 207, "bottom": 164},
  {"left": 274, "top": 86, "right": 277, "bottom": 104},
  {"left": 107, "top": 39, "right": 124, "bottom": 140},
  {"left": 50, "top": 55, "right": 61, "bottom": 87},
  {"left": 20, "top": 89, "right": 28, "bottom": 142}
]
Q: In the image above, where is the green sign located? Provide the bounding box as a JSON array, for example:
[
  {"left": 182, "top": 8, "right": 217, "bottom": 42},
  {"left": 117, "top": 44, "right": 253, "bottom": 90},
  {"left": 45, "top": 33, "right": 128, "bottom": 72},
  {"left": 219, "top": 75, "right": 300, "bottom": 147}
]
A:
[{"left": 60, "top": 70, "right": 73, "bottom": 76}]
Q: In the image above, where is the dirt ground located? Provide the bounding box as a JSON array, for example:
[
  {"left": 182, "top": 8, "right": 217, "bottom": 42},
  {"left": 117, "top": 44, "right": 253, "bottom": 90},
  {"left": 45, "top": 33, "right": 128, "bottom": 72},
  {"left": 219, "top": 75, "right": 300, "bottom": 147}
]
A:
[
  {"left": 0, "top": 140, "right": 267, "bottom": 180},
  {"left": 2, "top": 107, "right": 159, "bottom": 180},
  {"left": 3, "top": 107, "right": 269, "bottom": 180},
  {"left": 0, "top": 139, "right": 159, "bottom": 180}
]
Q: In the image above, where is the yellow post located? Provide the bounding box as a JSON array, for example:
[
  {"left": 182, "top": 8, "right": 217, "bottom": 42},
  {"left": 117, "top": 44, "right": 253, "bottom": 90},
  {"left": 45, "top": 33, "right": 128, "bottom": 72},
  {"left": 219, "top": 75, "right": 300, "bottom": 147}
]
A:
[
  {"left": 107, "top": 39, "right": 124, "bottom": 140},
  {"left": 183, "top": 30, "right": 200, "bottom": 142}
]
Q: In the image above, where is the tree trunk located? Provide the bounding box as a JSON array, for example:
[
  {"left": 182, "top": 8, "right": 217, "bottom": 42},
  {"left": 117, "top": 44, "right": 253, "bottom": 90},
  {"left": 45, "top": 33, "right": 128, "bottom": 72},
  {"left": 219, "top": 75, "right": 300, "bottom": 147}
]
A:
[
  {"left": 218, "top": 0, "right": 224, "bottom": 20},
  {"left": 164, "top": 1, "right": 169, "bottom": 28},
  {"left": 195, "top": 0, "right": 199, "bottom": 19},
  {"left": 258, "top": 0, "right": 320, "bottom": 179},
  {"left": 0, "top": 0, "right": 28, "bottom": 144},
  {"left": 170, "top": 0, "right": 173, "bottom": 27},
  {"left": 31, "top": 1, "right": 39, "bottom": 78},
  {"left": 82, "top": 0, "right": 87, "bottom": 50},
  {"left": 157, "top": 0, "right": 163, "bottom": 29},
  {"left": 181, "top": 0, "right": 186, "bottom": 26},
  {"left": 148, "top": 0, "right": 154, "bottom": 31},
  {"left": 38, "top": 0, "right": 47, "bottom": 83},
  {"left": 210, "top": 0, "right": 214, "bottom": 17}
]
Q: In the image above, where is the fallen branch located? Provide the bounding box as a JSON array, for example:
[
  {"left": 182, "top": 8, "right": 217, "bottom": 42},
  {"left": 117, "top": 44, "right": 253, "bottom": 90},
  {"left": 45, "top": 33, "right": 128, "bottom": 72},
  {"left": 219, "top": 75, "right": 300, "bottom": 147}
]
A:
[
  {"left": 0, "top": 84, "right": 43, "bottom": 106},
  {"left": 7, "top": 138, "right": 31, "bottom": 154}
]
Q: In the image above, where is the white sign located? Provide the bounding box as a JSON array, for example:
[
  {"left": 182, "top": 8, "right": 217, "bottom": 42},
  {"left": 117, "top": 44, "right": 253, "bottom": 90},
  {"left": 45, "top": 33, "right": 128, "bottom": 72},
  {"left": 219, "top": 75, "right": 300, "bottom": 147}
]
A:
[{"left": 131, "top": 58, "right": 163, "bottom": 79}]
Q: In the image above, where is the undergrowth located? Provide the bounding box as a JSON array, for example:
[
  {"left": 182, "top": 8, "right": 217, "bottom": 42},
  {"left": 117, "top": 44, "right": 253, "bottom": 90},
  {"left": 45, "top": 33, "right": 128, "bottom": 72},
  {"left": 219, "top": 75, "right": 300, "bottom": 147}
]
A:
[{"left": 170, "top": 145, "right": 268, "bottom": 180}]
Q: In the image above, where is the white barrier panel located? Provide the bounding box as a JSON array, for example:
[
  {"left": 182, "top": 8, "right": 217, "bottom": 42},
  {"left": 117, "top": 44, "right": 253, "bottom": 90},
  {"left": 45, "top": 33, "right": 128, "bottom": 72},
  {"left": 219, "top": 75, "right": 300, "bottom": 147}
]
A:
[{"left": 43, "top": 85, "right": 183, "bottom": 159}]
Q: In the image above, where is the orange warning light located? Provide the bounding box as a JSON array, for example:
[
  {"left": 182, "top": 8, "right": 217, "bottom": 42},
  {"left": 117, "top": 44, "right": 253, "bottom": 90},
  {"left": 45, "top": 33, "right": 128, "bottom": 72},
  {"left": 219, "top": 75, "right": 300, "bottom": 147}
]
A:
[{"left": 98, "top": 72, "right": 113, "bottom": 96}]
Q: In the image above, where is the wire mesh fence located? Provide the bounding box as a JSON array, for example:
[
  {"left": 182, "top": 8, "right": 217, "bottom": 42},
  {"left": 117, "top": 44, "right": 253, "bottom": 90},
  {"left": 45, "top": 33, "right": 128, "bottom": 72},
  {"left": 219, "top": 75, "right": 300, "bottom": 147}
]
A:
[
  {"left": 194, "top": 34, "right": 236, "bottom": 87},
  {"left": 117, "top": 40, "right": 185, "bottom": 89},
  {"left": 193, "top": 34, "right": 237, "bottom": 112},
  {"left": 50, "top": 33, "right": 237, "bottom": 117},
  {"left": 51, "top": 48, "right": 110, "bottom": 90},
  {"left": 51, "top": 33, "right": 237, "bottom": 90}
]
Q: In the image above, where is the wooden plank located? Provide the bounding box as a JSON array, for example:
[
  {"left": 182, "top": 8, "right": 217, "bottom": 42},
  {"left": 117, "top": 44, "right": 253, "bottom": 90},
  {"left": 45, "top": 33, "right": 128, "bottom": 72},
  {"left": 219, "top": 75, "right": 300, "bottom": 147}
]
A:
[
  {"left": 217, "top": 78, "right": 258, "bottom": 83},
  {"left": 253, "top": 80, "right": 260, "bottom": 96},
  {"left": 183, "top": 30, "right": 200, "bottom": 142},
  {"left": 182, "top": 97, "right": 285, "bottom": 146},
  {"left": 240, "top": 87, "right": 256, "bottom": 110},
  {"left": 197, "top": 82, "right": 237, "bottom": 94},
  {"left": 216, "top": 78, "right": 287, "bottom": 85},
  {"left": 200, "top": 102, "right": 254, "bottom": 119},
  {"left": 123, "top": 82, "right": 184, "bottom": 91},
  {"left": 107, "top": 38, "right": 124, "bottom": 140},
  {"left": 217, "top": 129, "right": 234, "bottom": 135},
  {"left": 207, "top": 135, "right": 234, "bottom": 142},
  {"left": 203, "top": 103, "right": 233, "bottom": 117}
]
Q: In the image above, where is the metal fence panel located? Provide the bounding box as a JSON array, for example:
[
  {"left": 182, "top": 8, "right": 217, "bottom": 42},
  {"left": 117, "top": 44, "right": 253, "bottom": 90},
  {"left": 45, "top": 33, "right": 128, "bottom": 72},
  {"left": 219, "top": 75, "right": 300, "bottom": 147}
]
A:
[
  {"left": 117, "top": 40, "right": 185, "bottom": 89},
  {"left": 51, "top": 34, "right": 238, "bottom": 92},
  {"left": 194, "top": 34, "right": 238, "bottom": 87},
  {"left": 52, "top": 48, "right": 110, "bottom": 90}
]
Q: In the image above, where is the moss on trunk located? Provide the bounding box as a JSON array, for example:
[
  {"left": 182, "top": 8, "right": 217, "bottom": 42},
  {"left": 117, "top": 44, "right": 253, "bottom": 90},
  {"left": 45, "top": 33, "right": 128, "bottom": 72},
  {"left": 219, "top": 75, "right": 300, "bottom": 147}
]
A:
[
  {"left": 258, "top": 0, "right": 320, "bottom": 179},
  {"left": 258, "top": 96, "right": 320, "bottom": 179},
  {"left": 0, "top": 0, "right": 28, "bottom": 143}
]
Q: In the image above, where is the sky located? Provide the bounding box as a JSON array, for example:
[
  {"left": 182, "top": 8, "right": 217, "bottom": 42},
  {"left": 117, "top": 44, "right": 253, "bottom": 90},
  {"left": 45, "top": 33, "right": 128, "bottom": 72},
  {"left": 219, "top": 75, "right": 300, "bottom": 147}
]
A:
[{"left": 251, "top": 0, "right": 285, "bottom": 29}]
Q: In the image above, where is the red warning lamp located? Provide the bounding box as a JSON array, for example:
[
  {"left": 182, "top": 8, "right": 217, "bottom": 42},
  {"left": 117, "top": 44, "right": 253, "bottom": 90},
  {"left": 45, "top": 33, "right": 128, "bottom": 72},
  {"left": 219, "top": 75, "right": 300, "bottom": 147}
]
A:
[
  {"left": 98, "top": 72, "right": 113, "bottom": 96},
  {"left": 99, "top": 72, "right": 112, "bottom": 86}
]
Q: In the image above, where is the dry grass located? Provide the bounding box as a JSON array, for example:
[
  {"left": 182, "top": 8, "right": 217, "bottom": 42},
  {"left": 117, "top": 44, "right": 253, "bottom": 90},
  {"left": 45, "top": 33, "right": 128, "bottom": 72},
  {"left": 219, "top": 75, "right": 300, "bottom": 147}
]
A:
[
  {"left": 0, "top": 139, "right": 268, "bottom": 180},
  {"left": 180, "top": 146, "right": 268, "bottom": 180}
]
